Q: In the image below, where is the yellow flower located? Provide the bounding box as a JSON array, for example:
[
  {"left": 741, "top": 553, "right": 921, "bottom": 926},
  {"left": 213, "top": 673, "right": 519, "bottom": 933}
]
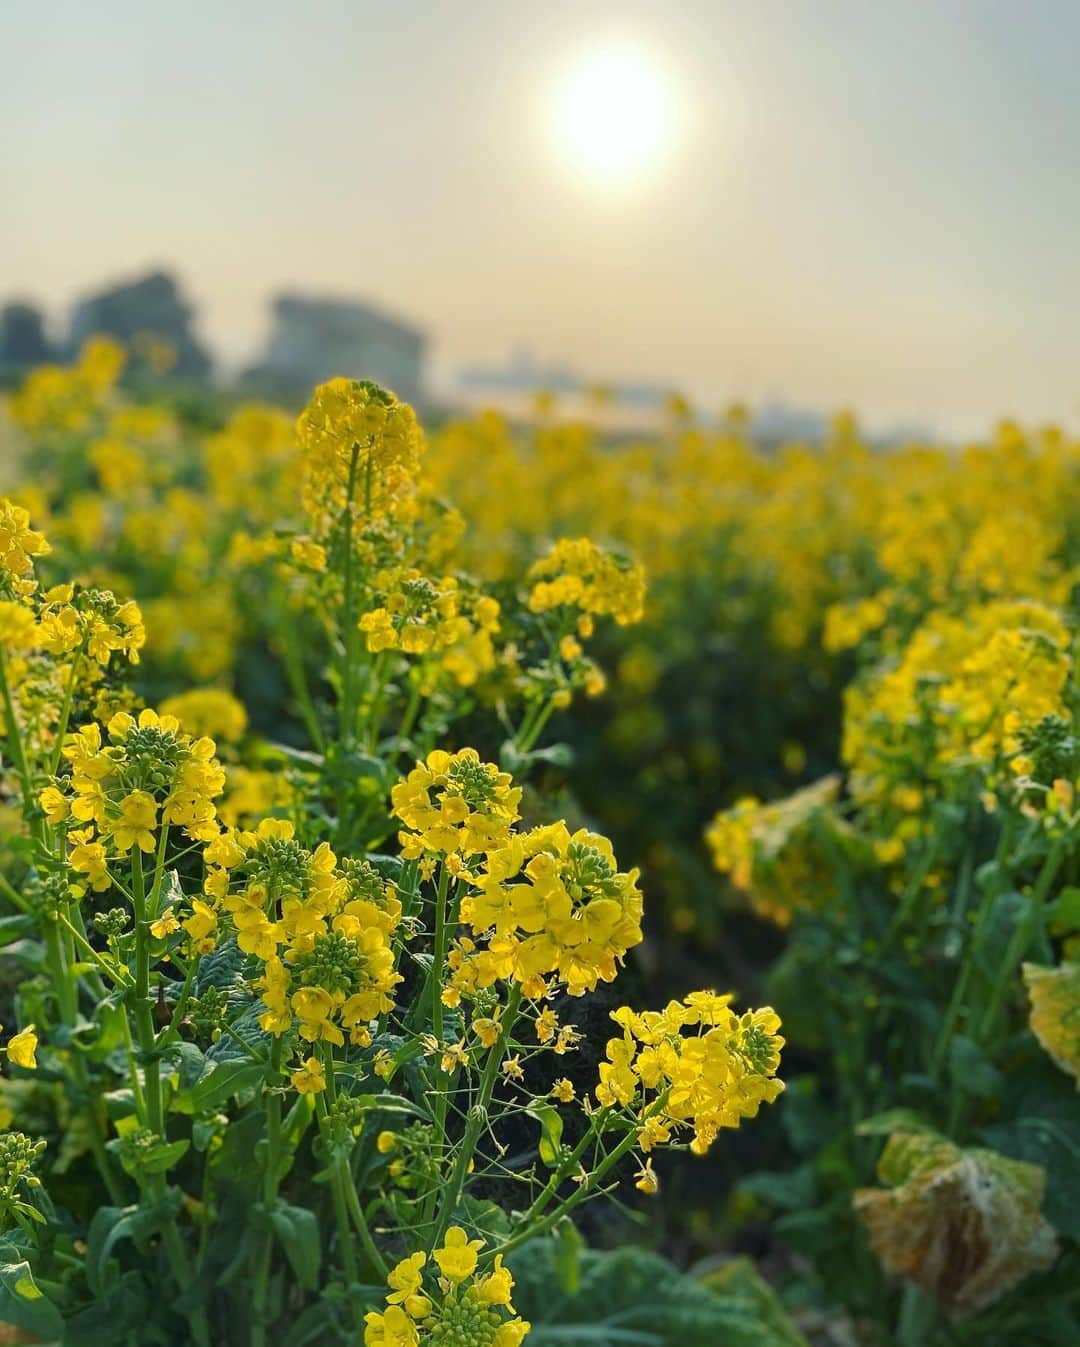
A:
[
  {"left": 551, "top": 1078, "right": 575, "bottom": 1103},
  {"left": 433, "top": 1226, "right": 484, "bottom": 1283},
  {"left": 150, "top": 910, "right": 181, "bottom": 939},
  {"left": 0, "top": 601, "right": 37, "bottom": 649},
  {"left": 7, "top": 1026, "right": 37, "bottom": 1070},
  {"left": 110, "top": 790, "right": 159, "bottom": 854},
  {"left": 386, "top": 1251, "right": 430, "bottom": 1318},
  {"left": 473, "top": 1017, "right": 500, "bottom": 1049},
  {"left": 635, "top": 1158, "right": 659, "bottom": 1194},
  {"left": 39, "top": 786, "right": 69, "bottom": 826},
  {"left": 290, "top": 1056, "right": 326, "bottom": 1095},
  {"left": 363, "top": 1305, "right": 419, "bottom": 1347}
]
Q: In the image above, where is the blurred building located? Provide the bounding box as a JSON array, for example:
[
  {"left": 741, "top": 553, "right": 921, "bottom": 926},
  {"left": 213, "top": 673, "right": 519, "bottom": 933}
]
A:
[
  {"left": 67, "top": 270, "right": 212, "bottom": 378},
  {"left": 0, "top": 301, "right": 52, "bottom": 368},
  {"left": 244, "top": 293, "right": 426, "bottom": 405}
]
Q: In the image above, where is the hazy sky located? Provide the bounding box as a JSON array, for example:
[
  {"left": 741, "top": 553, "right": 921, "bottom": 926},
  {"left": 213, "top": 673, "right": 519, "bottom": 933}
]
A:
[{"left": 3, "top": 0, "right": 1078, "bottom": 434}]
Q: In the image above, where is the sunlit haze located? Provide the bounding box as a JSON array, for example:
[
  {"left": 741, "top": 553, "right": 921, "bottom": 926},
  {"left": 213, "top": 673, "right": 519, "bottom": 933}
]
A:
[
  {"left": 3, "top": 0, "right": 1080, "bottom": 435},
  {"left": 549, "top": 44, "right": 680, "bottom": 188}
]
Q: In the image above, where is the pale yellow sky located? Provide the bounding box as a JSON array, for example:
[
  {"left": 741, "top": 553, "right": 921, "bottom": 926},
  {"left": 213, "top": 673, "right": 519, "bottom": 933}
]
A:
[{"left": 3, "top": 0, "right": 1078, "bottom": 434}]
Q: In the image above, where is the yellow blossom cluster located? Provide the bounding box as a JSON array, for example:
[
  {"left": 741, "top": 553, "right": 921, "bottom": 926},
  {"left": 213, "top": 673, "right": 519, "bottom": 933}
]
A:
[
  {"left": 9, "top": 336, "right": 125, "bottom": 434},
  {"left": 459, "top": 822, "right": 644, "bottom": 998},
  {"left": 842, "top": 600, "right": 1073, "bottom": 803},
  {"left": 37, "top": 583, "right": 145, "bottom": 666},
  {"left": 298, "top": 377, "right": 423, "bottom": 533},
  {"left": 705, "top": 776, "right": 844, "bottom": 925},
  {"left": 359, "top": 570, "right": 502, "bottom": 688},
  {"left": 41, "top": 708, "right": 226, "bottom": 891},
  {"left": 158, "top": 687, "right": 248, "bottom": 743},
  {"left": 0, "top": 499, "right": 50, "bottom": 597},
  {"left": 596, "top": 992, "right": 784, "bottom": 1156},
  {"left": 194, "top": 820, "right": 402, "bottom": 1053},
  {"left": 392, "top": 749, "right": 521, "bottom": 861},
  {"left": 526, "top": 537, "right": 645, "bottom": 627},
  {"left": 364, "top": 1228, "right": 529, "bottom": 1347}
]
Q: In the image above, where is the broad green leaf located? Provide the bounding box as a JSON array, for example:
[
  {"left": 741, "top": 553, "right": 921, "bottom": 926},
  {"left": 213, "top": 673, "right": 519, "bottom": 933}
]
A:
[{"left": 269, "top": 1200, "right": 322, "bottom": 1290}]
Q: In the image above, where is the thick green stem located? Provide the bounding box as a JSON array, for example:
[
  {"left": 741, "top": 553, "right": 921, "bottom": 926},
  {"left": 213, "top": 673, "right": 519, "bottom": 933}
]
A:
[
  {"left": 315, "top": 1059, "right": 366, "bottom": 1339},
  {"left": 977, "top": 836, "right": 1066, "bottom": 1043},
  {"left": 130, "top": 849, "right": 210, "bottom": 1346},
  {"left": 250, "top": 1038, "right": 284, "bottom": 1347}
]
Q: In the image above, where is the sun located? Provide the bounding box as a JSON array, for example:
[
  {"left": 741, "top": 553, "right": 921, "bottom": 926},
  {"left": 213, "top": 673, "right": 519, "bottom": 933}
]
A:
[{"left": 550, "top": 44, "right": 678, "bottom": 188}]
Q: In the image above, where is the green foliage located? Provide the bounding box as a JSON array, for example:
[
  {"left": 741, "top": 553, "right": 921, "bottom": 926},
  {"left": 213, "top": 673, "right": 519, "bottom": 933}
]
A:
[{"left": 509, "top": 1242, "right": 808, "bottom": 1347}]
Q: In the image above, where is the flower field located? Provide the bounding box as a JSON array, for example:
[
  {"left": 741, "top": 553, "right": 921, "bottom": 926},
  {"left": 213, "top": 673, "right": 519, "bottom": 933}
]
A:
[{"left": 0, "top": 340, "right": 1078, "bottom": 1345}]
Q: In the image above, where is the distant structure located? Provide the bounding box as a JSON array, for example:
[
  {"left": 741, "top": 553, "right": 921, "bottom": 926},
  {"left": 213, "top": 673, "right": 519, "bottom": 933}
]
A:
[
  {"left": 243, "top": 294, "right": 426, "bottom": 406},
  {"left": 0, "top": 302, "right": 52, "bottom": 368},
  {"left": 456, "top": 346, "right": 668, "bottom": 409},
  {"left": 67, "top": 270, "right": 212, "bottom": 378}
]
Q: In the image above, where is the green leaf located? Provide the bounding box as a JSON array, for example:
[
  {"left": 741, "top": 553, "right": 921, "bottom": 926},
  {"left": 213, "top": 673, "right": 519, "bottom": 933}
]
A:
[
  {"left": 526, "top": 1103, "right": 564, "bottom": 1167},
  {"left": 269, "top": 1200, "right": 322, "bottom": 1290},
  {"left": 948, "top": 1034, "right": 1004, "bottom": 1100},
  {"left": 739, "top": 1165, "right": 817, "bottom": 1211},
  {"left": 509, "top": 1241, "right": 808, "bottom": 1347},
  {"left": 982, "top": 1070, "right": 1080, "bottom": 1238},
  {"left": 86, "top": 1194, "right": 182, "bottom": 1296},
  {"left": 1048, "top": 885, "right": 1080, "bottom": 935},
  {"left": 0, "top": 1239, "right": 64, "bottom": 1339},
  {"left": 0, "top": 914, "right": 36, "bottom": 947},
  {"left": 553, "top": 1218, "right": 584, "bottom": 1297},
  {"left": 856, "top": 1107, "right": 938, "bottom": 1137},
  {"left": 172, "top": 1058, "right": 266, "bottom": 1114}
]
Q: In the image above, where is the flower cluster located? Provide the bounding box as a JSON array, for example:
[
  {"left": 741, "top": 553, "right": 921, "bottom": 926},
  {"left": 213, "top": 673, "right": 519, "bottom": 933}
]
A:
[
  {"left": 526, "top": 537, "right": 645, "bottom": 627},
  {"left": 842, "top": 600, "right": 1072, "bottom": 807},
  {"left": 596, "top": 993, "right": 784, "bottom": 1157},
  {"left": 298, "top": 377, "right": 423, "bottom": 532},
  {"left": 459, "top": 822, "right": 644, "bottom": 997},
  {"left": 705, "top": 775, "right": 844, "bottom": 925},
  {"left": 196, "top": 820, "right": 403, "bottom": 1056},
  {"left": 0, "top": 499, "right": 50, "bottom": 597},
  {"left": 38, "top": 584, "right": 146, "bottom": 666},
  {"left": 42, "top": 708, "right": 226, "bottom": 891},
  {"left": 359, "top": 570, "right": 502, "bottom": 689},
  {"left": 392, "top": 750, "right": 521, "bottom": 862},
  {"left": 364, "top": 1229, "right": 529, "bottom": 1347}
]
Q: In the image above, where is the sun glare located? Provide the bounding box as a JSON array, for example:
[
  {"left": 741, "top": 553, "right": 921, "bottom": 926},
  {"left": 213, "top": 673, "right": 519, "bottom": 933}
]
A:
[{"left": 550, "top": 44, "right": 678, "bottom": 188}]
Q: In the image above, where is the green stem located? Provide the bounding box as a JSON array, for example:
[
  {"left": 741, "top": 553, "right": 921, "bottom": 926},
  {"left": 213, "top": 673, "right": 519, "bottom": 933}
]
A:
[
  {"left": 364, "top": 652, "right": 390, "bottom": 753},
  {"left": 250, "top": 1039, "right": 284, "bottom": 1347},
  {"left": 0, "top": 648, "right": 42, "bottom": 843},
  {"left": 314, "top": 1059, "right": 366, "bottom": 1339},
  {"left": 342, "top": 1163, "right": 389, "bottom": 1279},
  {"left": 131, "top": 850, "right": 162, "bottom": 1136},
  {"left": 147, "top": 823, "right": 171, "bottom": 922},
  {"left": 57, "top": 910, "right": 132, "bottom": 987},
  {"left": 48, "top": 649, "right": 81, "bottom": 778},
  {"left": 279, "top": 608, "right": 325, "bottom": 752},
  {"left": 43, "top": 916, "right": 125, "bottom": 1204},
  {"left": 977, "top": 836, "right": 1066, "bottom": 1043},
  {"left": 431, "top": 983, "right": 523, "bottom": 1250},
  {"left": 338, "top": 443, "right": 362, "bottom": 749},
  {"left": 515, "top": 695, "right": 557, "bottom": 757},
  {"left": 487, "top": 1095, "right": 665, "bottom": 1265}
]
